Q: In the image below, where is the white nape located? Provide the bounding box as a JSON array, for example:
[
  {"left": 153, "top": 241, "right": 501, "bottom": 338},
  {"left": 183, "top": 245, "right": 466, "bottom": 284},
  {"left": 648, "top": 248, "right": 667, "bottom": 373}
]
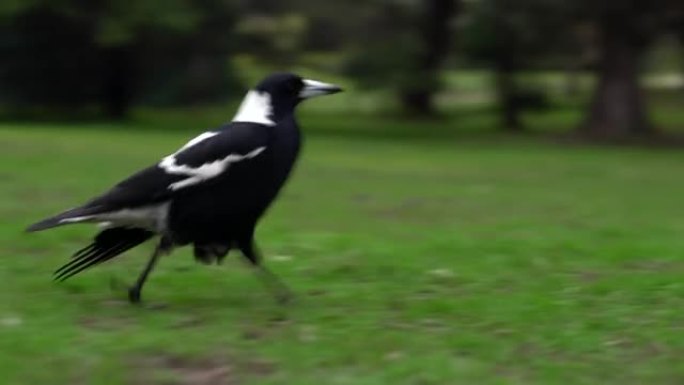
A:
[
  {"left": 160, "top": 146, "right": 267, "bottom": 191},
  {"left": 232, "top": 90, "right": 276, "bottom": 126}
]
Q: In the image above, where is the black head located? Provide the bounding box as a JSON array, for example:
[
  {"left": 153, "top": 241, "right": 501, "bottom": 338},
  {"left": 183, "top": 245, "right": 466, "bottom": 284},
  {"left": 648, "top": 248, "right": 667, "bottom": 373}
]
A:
[
  {"left": 257, "top": 72, "right": 342, "bottom": 99},
  {"left": 233, "top": 72, "right": 342, "bottom": 126}
]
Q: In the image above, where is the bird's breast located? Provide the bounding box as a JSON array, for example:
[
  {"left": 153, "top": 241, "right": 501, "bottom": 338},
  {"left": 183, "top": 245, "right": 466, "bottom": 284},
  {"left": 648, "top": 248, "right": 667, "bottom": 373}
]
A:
[{"left": 271, "top": 118, "right": 302, "bottom": 182}]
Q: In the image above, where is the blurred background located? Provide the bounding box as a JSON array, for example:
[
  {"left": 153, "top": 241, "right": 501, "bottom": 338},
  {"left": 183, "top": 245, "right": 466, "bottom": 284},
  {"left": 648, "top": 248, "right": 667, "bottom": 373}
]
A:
[
  {"left": 0, "top": 0, "right": 681, "bottom": 135},
  {"left": 2, "top": 1, "right": 684, "bottom": 384}
]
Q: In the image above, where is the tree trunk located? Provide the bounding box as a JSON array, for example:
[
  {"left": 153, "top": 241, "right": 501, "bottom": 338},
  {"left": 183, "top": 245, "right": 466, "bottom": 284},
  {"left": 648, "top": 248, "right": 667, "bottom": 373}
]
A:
[
  {"left": 564, "top": 61, "right": 581, "bottom": 98},
  {"left": 400, "top": 91, "right": 433, "bottom": 115},
  {"left": 582, "top": 15, "right": 651, "bottom": 137},
  {"left": 680, "top": 33, "right": 684, "bottom": 93},
  {"left": 399, "top": 0, "right": 459, "bottom": 116},
  {"left": 103, "top": 46, "right": 134, "bottom": 120},
  {"left": 491, "top": 3, "right": 523, "bottom": 132},
  {"left": 494, "top": 54, "right": 523, "bottom": 131}
]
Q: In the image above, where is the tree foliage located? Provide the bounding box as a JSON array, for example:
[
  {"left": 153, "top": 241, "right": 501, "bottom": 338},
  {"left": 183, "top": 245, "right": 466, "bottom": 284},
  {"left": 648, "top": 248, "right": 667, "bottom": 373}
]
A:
[
  {"left": 0, "top": 0, "right": 241, "bottom": 118},
  {"left": 0, "top": 0, "right": 683, "bottom": 134},
  {"left": 344, "top": 0, "right": 460, "bottom": 116},
  {"left": 460, "top": 0, "right": 573, "bottom": 130}
]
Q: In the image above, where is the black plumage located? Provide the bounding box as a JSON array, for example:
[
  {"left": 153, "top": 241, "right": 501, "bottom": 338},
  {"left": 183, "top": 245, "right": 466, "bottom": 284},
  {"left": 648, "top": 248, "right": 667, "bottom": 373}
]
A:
[
  {"left": 27, "top": 73, "right": 342, "bottom": 303},
  {"left": 54, "top": 228, "right": 154, "bottom": 282}
]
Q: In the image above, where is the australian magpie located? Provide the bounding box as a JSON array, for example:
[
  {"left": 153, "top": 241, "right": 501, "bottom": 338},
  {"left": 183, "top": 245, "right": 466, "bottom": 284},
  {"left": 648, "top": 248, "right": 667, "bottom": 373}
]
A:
[{"left": 26, "top": 72, "right": 342, "bottom": 303}]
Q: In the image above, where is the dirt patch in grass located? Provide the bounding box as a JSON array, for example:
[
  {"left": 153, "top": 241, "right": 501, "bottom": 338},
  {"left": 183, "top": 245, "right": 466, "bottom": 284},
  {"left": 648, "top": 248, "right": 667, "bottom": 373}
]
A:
[
  {"left": 240, "top": 315, "right": 292, "bottom": 341},
  {"left": 574, "top": 269, "right": 604, "bottom": 283},
  {"left": 132, "top": 354, "right": 234, "bottom": 385},
  {"left": 77, "top": 315, "right": 132, "bottom": 331},
  {"left": 621, "top": 260, "right": 684, "bottom": 273},
  {"left": 130, "top": 352, "right": 278, "bottom": 385},
  {"left": 171, "top": 315, "right": 206, "bottom": 329}
]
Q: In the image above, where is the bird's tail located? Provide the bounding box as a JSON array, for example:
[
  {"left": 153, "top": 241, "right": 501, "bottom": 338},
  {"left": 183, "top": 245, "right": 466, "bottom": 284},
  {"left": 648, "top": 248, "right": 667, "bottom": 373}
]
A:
[
  {"left": 54, "top": 227, "right": 154, "bottom": 281},
  {"left": 26, "top": 205, "right": 104, "bottom": 232}
]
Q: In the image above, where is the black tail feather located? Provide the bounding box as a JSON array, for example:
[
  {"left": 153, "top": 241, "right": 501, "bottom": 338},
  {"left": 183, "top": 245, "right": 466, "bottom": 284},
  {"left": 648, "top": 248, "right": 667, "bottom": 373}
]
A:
[
  {"left": 54, "top": 244, "right": 97, "bottom": 276},
  {"left": 54, "top": 243, "right": 128, "bottom": 281},
  {"left": 27, "top": 205, "right": 105, "bottom": 233},
  {"left": 54, "top": 228, "right": 154, "bottom": 281}
]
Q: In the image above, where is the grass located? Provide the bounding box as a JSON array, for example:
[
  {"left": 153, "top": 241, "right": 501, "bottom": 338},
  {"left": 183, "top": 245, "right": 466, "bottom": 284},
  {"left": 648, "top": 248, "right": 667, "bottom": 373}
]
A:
[{"left": 2, "top": 111, "right": 684, "bottom": 385}]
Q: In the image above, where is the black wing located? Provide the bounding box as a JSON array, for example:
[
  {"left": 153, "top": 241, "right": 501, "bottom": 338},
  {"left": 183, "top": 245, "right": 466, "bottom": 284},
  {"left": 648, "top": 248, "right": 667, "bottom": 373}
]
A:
[{"left": 27, "top": 123, "right": 271, "bottom": 232}]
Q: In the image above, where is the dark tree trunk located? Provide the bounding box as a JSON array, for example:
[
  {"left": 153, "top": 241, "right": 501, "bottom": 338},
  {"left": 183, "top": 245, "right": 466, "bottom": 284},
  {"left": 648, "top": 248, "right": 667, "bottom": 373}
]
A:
[
  {"left": 582, "top": 15, "right": 651, "bottom": 137},
  {"left": 103, "top": 46, "right": 134, "bottom": 120},
  {"left": 400, "top": 0, "right": 459, "bottom": 116},
  {"left": 564, "top": 61, "right": 581, "bottom": 98},
  {"left": 491, "top": 2, "right": 523, "bottom": 132},
  {"left": 400, "top": 91, "right": 433, "bottom": 115},
  {"left": 494, "top": 55, "right": 523, "bottom": 131},
  {"left": 680, "top": 33, "right": 684, "bottom": 93}
]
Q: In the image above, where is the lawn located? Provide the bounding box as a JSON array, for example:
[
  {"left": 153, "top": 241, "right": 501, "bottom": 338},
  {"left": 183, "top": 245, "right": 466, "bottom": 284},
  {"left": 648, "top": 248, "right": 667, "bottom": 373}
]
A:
[{"left": 1, "top": 113, "right": 684, "bottom": 385}]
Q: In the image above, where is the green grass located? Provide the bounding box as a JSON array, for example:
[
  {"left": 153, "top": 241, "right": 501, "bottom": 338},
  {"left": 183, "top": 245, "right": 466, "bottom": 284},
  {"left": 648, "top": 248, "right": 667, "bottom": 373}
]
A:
[{"left": 2, "top": 113, "right": 684, "bottom": 385}]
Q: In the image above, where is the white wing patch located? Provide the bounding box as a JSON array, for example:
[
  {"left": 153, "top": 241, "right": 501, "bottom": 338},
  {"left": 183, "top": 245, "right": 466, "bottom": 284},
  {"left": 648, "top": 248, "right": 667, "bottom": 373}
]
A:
[
  {"left": 178, "top": 131, "right": 219, "bottom": 151},
  {"left": 160, "top": 146, "right": 266, "bottom": 191},
  {"left": 232, "top": 90, "right": 275, "bottom": 126}
]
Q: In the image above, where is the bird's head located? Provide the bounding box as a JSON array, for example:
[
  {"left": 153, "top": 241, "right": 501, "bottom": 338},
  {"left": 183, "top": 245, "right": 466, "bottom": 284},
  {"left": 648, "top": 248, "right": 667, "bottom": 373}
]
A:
[{"left": 233, "top": 72, "right": 343, "bottom": 126}]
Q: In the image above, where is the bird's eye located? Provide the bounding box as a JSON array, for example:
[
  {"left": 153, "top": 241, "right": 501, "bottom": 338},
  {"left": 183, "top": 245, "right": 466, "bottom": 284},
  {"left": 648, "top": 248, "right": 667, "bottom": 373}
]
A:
[{"left": 286, "top": 79, "right": 301, "bottom": 92}]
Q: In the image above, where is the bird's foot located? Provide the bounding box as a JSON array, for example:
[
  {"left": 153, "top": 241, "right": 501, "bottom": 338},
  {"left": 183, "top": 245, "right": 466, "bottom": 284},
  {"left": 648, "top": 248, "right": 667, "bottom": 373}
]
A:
[
  {"left": 254, "top": 266, "right": 294, "bottom": 305},
  {"left": 128, "top": 287, "right": 142, "bottom": 304}
]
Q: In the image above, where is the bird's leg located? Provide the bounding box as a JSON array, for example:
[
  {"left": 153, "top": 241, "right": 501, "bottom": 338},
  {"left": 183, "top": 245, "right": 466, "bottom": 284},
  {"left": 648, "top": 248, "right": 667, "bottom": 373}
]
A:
[
  {"left": 128, "top": 237, "right": 172, "bottom": 304},
  {"left": 240, "top": 241, "right": 293, "bottom": 304},
  {"left": 255, "top": 265, "right": 294, "bottom": 304}
]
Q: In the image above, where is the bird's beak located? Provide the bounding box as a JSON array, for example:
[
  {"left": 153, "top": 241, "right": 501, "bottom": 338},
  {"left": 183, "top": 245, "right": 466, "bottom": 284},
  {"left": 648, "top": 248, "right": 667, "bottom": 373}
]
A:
[{"left": 299, "top": 79, "right": 343, "bottom": 99}]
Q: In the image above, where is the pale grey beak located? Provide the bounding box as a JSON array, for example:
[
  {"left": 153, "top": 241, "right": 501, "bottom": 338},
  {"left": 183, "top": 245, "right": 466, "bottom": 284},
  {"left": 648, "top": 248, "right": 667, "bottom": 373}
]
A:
[{"left": 299, "top": 79, "right": 343, "bottom": 99}]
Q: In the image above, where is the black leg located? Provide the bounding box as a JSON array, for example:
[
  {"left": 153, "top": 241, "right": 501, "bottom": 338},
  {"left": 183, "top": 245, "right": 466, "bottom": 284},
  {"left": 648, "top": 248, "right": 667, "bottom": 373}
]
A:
[
  {"left": 128, "top": 238, "right": 172, "bottom": 303},
  {"left": 240, "top": 241, "right": 293, "bottom": 304},
  {"left": 255, "top": 264, "right": 294, "bottom": 304}
]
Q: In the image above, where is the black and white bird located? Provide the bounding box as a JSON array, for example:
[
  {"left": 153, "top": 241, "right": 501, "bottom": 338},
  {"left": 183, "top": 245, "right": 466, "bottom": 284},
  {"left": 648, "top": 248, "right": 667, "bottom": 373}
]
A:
[{"left": 27, "top": 73, "right": 342, "bottom": 303}]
